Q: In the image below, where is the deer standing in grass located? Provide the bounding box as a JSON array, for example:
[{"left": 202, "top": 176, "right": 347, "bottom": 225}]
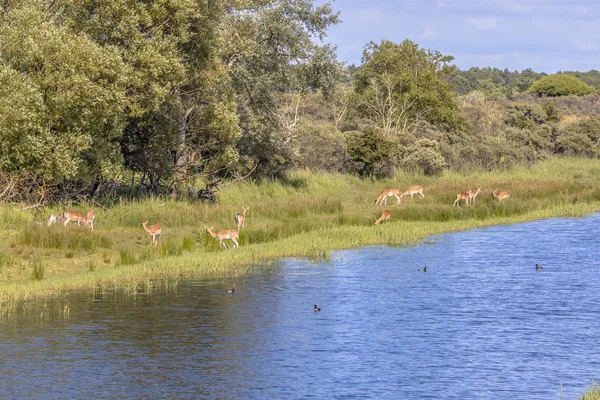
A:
[
  {"left": 492, "top": 190, "right": 511, "bottom": 201},
  {"left": 85, "top": 209, "right": 96, "bottom": 232},
  {"left": 63, "top": 210, "right": 86, "bottom": 227},
  {"left": 375, "top": 188, "right": 401, "bottom": 205},
  {"left": 453, "top": 191, "right": 471, "bottom": 207},
  {"left": 63, "top": 209, "right": 96, "bottom": 231},
  {"left": 400, "top": 186, "right": 424, "bottom": 202},
  {"left": 142, "top": 221, "right": 162, "bottom": 246},
  {"left": 205, "top": 226, "right": 239, "bottom": 249},
  {"left": 375, "top": 210, "right": 391, "bottom": 225},
  {"left": 235, "top": 207, "right": 249, "bottom": 229},
  {"left": 468, "top": 188, "right": 482, "bottom": 205}
]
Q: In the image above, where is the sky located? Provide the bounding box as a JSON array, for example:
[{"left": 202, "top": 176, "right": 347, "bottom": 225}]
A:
[{"left": 322, "top": 0, "right": 600, "bottom": 73}]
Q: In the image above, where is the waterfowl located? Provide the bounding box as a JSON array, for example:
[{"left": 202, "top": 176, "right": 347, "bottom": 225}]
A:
[
  {"left": 313, "top": 305, "right": 321, "bottom": 312},
  {"left": 226, "top": 284, "right": 235, "bottom": 293},
  {"left": 535, "top": 264, "right": 543, "bottom": 270},
  {"left": 418, "top": 266, "right": 427, "bottom": 272}
]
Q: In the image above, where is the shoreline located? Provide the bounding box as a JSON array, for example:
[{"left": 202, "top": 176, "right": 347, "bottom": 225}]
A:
[
  {"left": 2, "top": 202, "right": 598, "bottom": 305},
  {"left": 2, "top": 157, "right": 600, "bottom": 305}
]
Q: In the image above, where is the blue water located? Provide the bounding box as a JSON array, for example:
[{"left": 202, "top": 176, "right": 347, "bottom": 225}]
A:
[{"left": 2, "top": 215, "right": 600, "bottom": 399}]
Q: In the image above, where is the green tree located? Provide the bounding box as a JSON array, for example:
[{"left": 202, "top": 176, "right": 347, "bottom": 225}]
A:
[
  {"left": 529, "top": 74, "right": 596, "bottom": 96},
  {"left": 223, "top": 0, "right": 342, "bottom": 178},
  {"left": 345, "top": 128, "right": 397, "bottom": 178},
  {"left": 352, "top": 40, "right": 466, "bottom": 137},
  {"left": 0, "top": 1, "right": 127, "bottom": 184},
  {"left": 399, "top": 138, "right": 446, "bottom": 175}
]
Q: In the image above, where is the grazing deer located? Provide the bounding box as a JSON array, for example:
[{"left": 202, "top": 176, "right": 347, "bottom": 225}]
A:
[
  {"left": 375, "top": 210, "right": 391, "bottom": 225},
  {"left": 142, "top": 221, "right": 162, "bottom": 246},
  {"left": 468, "top": 188, "right": 482, "bottom": 205},
  {"left": 85, "top": 209, "right": 96, "bottom": 232},
  {"left": 375, "top": 188, "right": 401, "bottom": 205},
  {"left": 492, "top": 190, "right": 511, "bottom": 201},
  {"left": 63, "top": 210, "right": 86, "bottom": 227},
  {"left": 453, "top": 191, "right": 470, "bottom": 207},
  {"left": 400, "top": 185, "right": 425, "bottom": 202},
  {"left": 205, "top": 226, "right": 239, "bottom": 250},
  {"left": 235, "top": 207, "right": 249, "bottom": 229}
]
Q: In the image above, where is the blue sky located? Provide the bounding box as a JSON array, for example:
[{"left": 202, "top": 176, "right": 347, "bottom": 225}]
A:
[{"left": 323, "top": 0, "right": 600, "bottom": 72}]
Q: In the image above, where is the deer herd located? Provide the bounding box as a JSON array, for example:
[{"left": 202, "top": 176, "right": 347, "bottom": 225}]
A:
[
  {"left": 42, "top": 186, "right": 510, "bottom": 249},
  {"left": 374, "top": 186, "right": 511, "bottom": 224}
]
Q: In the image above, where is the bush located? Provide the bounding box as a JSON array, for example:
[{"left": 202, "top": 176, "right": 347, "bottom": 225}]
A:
[
  {"left": 400, "top": 138, "right": 447, "bottom": 175},
  {"left": 529, "top": 74, "right": 596, "bottom": 97},
  {"left": 505, "top": 103, "right": 547, "bottom": 127},
  {"left": 555, "top": 116, "right": 600, "bottom": 157},
  {"left": 293, "top": 120, "right": 347, "bottom": 172},
  {"left": 345, "top": 128, "right": 397, "bottom": 178}
]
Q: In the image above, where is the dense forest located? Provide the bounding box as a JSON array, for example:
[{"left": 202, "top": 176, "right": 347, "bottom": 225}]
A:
[{"left": 0, "top": 0, "right": 599, "bottom": 203}]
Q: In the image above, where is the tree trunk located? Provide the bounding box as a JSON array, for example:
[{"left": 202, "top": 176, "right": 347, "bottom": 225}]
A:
[{"left": 174, "top": 87, "right": 195, "bottom": 182}]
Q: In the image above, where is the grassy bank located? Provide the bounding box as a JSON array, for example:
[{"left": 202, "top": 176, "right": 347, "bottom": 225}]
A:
[
  {"left": 2, "top": 157, "right": 600, "bottom": 304},
  {"left": 579, "top": 383, "right": 600, "bottom": 400}
]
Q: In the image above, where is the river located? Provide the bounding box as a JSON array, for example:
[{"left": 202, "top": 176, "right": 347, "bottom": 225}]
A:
[{"left": 2, "top": 215, "right": 600, "bottom": 399}]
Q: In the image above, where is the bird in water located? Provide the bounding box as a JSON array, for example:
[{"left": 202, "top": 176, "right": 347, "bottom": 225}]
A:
[
  {"left": 535, "top": 264, "right": 543, "bottom": 270},
  {"left": 314, "top": 305, "right": 321, "bottom": 312},
  {"left": 226, "top": 284, "right": 235, "bottom": 293},
  {"left": 418, "top": 266, "right": 427, "bottom": 272}
]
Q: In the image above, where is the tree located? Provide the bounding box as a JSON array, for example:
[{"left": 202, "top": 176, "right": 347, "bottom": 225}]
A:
[
  {"left": 222, "top": 0, "right": 342, "bottom": 178},
  {"left": 0, "top": 1, "right": 127, "bottom": 185},
  {"left": 352, "top": 40, "right": 466, "bottom": 137},
  {"left": 345, "top": 128, "right": 397, "bottom": 178},
  {"left": 529, "top": 74, "right": 596, "bottom": 97}
]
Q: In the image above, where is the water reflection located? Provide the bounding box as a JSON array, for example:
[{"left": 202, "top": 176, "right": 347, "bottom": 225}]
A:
[{"left": 2, "top": 215, "right": 600, "bottom": 399}]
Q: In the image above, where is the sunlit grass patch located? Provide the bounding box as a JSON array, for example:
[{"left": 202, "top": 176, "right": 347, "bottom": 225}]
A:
[
  {"left": 2, "top": 157, "right": 600, "bottom": 303},
  {"left": 579, "top": 382, "right": 600, "bottom": 400},
  {"left": 19, "top": 224, "right": 112, "bottom": 252}
]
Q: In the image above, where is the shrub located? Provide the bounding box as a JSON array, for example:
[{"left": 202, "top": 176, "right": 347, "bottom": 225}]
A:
[
  {"left": 555, "top": 116, "right": 600, "bottom": 157},
  {"left": 505, "top": 103, "right": 547, "bottom": 127},
  {"left": 345, "top": 128, "right": 397, "bottom": 178},
  {"left": 529, "top": 74, "right": 596, "bottom": 97},
  {"left": 400, "top": 138, "right": 447, "bottom": 175}
]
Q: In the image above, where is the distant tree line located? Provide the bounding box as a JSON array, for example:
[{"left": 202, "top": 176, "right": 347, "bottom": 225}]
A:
[{"left": 0, "top": 0, "right": 599, "bottom": 203}]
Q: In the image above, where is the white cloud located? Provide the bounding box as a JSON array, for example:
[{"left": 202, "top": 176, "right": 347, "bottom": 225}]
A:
[
  {"left": 422, "top": 27, "right": 438, "bottom": 38},
  {"left": 466, "top": 17, "right": 499, "bottom": 30}
]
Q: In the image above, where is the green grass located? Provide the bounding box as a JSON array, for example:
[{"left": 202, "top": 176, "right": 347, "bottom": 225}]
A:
[
  {"left": 580, "top": 383, "right": 600, "bottom": 400},
  {"left": 1, "top": 157, "right": 600, "bottom": 303}
]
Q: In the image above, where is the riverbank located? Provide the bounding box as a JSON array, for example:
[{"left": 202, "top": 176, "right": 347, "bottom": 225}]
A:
[{"left": 2, "top": 157, "right": 600, "bottom": 304}]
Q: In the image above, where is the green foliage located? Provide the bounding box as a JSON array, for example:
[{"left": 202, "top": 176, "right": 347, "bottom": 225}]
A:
[
  {"left": 451, "top": 67, "right": 544, "bottom": 97},
  {"left": 353, "top": 39, "right": 466, "bottom": 135},
  {"left": 529, "top": 74, "right": 596, "bottom": 97},
  {"left": 505, "top": 103, "right": 548, "bottom": 128},
  {"left": 345, "top": 129, "right": 397, "bottom": 178},
  {"left": 556, "top": 117, "right": 600, "bottom": 157},
  {"left": 400, "top": 139, "right": 446, "bottom": 175},
  {"left": 293, "top": 119, "right": 347, "bottom": 172},
  {"left": 0, "top": 2, "right": 127, "bottom": 182},
  {"left": 561, "top": 70, "right": 600, "bottom": 90},
  {"left": 223, "top": 0, "right": 342, "bottom": 178},
  {"left": 31, "top": 257, "right": 44, "bottom": 281}
]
